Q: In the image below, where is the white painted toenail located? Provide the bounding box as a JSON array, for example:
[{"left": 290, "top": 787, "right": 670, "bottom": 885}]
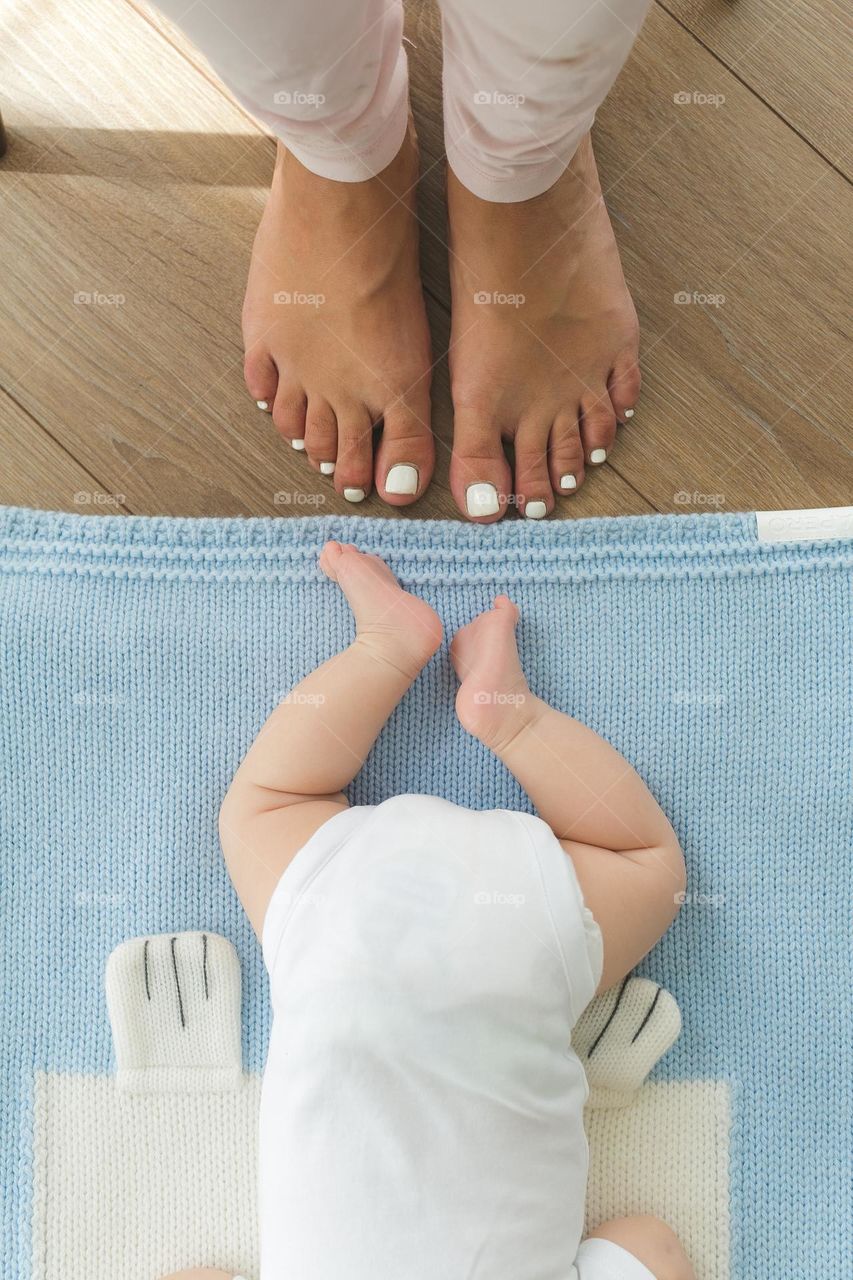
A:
[
  {"left": 291, "top": 438, "right": 306, "bottom": 451},
  {"left": 256, "top": 400, "right": 270, "bottom": 412},
  {"left": 320, "top": 461, "right": 335, "bottom": 475},
  {"left": 343, "top": 487, "right": 365, "bottom": 503},
  {"left": 624, "top": 408, "right": 635, "bottom": 419},
  {"left": 590, "top": 448, "right": 607, "bottom": 465},
  {"left": 385, "top": 463, "right": 419, "bottom": 496},
  {"left": 525, "top": 501, "right": 547, "bottom": 520},
  {"left": 466, "top": 483, "right": 499, "bottom": 518},
  {"left": 561, "top": 474, "right": 577, "bottom": 491}
]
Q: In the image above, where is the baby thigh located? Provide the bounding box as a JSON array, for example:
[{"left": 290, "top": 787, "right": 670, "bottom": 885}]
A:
[
  {"left": 573, "top": 1218, "right": 696, "bottom": 1280},
  {"left": 577, "top": 1216, "right": 695, "bottom": 1280}
]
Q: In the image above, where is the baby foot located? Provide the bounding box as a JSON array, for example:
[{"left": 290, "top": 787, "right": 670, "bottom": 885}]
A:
[
  {"left": 447, "top": 134, "right": 640, "bottom": 521},
  {"left": 320, "top": 541, "right": 443, "bottom": 678},
  {"left": 450, "top": 596, "right": 536, "bottom": 749},
  {"left": 105, "top": 932, "right": 243, "bottom": 1094},
  {"left": 244, "top": 126, "right": 435, "bottom": 507},
  {"left": 572, "top": 976, "right": 682, "bottom": 1109}
]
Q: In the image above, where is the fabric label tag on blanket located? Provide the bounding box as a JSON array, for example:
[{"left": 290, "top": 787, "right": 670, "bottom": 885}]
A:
[{"left": 755, "top": 506, "right": 853, "bottom": 543}]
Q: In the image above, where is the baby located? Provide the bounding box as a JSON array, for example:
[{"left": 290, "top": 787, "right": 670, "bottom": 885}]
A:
[{"left": 165, "top": 541, "right": 694, "bottom": 1280}]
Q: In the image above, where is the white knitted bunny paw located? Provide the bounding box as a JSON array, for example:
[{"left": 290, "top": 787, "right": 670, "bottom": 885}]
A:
[
  {"left": 106, "top": 931, "right": 242, "bottom": 1095},
  {"left": 572, "top": 976, "right": 681, "bottom": 1110}
]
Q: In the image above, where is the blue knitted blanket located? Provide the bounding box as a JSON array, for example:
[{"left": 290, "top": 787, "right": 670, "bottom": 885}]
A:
[{"left": 1, "top": 506, "right": 850, "bottom": 1279}]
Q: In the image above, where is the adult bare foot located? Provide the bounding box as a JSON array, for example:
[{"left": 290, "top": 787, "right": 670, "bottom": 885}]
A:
[
  {"left": 244, "top": 125, "right": 434, "bottom": 506},
  {"left": 447, "top": 134, "right": 641, "bottom": 522}
]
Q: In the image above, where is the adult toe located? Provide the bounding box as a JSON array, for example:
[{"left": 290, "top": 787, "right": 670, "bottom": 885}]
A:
[
  {"left": 579, "top": 392, "right": 617, "bottom": 467},
  {"left": 244, "top": 347, "right": 278, "bottom": 413},
  {"left": 548, "top": 410, "right": 586, "bottom": 497},
  {"left": 608, "top": 356, "right": 642, "bottom": 424},
  {"left": 450, "top": 410, "right": 513, "bottom": 523},
  {"left": 374, "top": 396, "right": 434, "bottom": 507},
  {"left": 334, "top": 404, "right": 375, "bottom": 504},
  {"left": 304, "top": 397, "right": 339, "bottom": 476},
  {"left": 272, "top": 380, "right": 308, "bottom": 447},
  {"left": 513, "top": 415, "right": 556, "bottom": 519}
]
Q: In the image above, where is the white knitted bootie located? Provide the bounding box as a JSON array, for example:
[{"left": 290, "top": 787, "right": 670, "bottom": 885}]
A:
[
  {"left": 106, "top": 931, "right": 243, "bottom": 1094},
  {"left": 572, "top": 976, "right": 681, "bottom": 1109}
]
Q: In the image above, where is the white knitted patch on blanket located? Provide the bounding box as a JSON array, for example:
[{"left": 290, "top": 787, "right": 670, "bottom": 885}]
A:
[
  {"left": 31, "top": 1072, "right": 260, "bottom": 1279},
  {"left": 30, "top": 939, "right": 729, "bottom": 1278},
  {"left": 31, "top": 1076, "right": 729, "bottom": 1279},
  {"left": 586, "top": 1081, "right": 731, "bottom": 1279}
]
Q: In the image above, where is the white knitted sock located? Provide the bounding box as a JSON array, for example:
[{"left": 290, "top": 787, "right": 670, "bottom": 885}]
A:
[
  {"left": 106, "top": 931, "right": 243, "bottom": 1094},
  {"left": 572, "top": 977, "right": 681, "bottom": 1109}
]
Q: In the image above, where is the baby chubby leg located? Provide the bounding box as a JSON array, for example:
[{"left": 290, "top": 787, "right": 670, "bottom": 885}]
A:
[
  {"left": 578, "top": 1217, "right": 695, "bottom": 1280},
  {"left": 451, "top": 599, "right": 685, "bottom": 991},
  {"left": 219, "top": 543, "right": 442, "bottom": 936}
]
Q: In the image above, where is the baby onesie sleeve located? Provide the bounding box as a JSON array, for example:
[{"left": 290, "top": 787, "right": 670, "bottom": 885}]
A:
[
  {"left": 516, "top": 810, "right": 605, "bottom": 1023},
  {"left": 261, "top": 804, "right": 376, "bottom": 978}
]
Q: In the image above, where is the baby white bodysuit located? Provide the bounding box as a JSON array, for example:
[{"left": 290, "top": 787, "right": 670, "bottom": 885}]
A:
[{"left": 259, "top": 794, "right": 604, "bottom": 1279}]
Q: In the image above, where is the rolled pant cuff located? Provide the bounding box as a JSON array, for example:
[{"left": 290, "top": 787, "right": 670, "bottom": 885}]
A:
[
  {"left": 445, "top": 123, "right": 591, "bottom": 203},
  {"left": 270, "top": 80, "right": 410, "bottom": 184}
]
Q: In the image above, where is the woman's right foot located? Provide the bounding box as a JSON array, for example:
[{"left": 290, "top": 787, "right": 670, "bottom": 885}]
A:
[
  {"left": 446, "top": 134, "right": 641, "bottom": 522},
  {"left": 320, "top": 542, "right": 443, "bottom": 678},
  {"left": 244, "top": 126, "right": 435, "bottom": 507}
]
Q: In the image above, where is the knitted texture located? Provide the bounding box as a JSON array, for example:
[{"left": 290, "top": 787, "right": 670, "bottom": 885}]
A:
[
  {"left": 1, "top": 506, "right": 851, "bottom": 1279},
  {"left": 106, "top": 932, "right": 242, "bottom": 1094},
  {"left": 585, "top": 1080, "right": 731, "bottom": 1275},
  {"left": 573, "top": 977, "right": 682, "bottom": 1109},
  {"left": 31, "top": 1073, "right": 260, "bottom": 1278}
]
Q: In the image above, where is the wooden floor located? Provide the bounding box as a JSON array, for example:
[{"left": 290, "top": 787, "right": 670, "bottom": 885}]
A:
[{"left": 0, "top": 0, "right": 850, "bottom": 521}]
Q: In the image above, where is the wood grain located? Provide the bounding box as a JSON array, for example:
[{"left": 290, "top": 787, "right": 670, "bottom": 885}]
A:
[
  {"left": 661, "top": 0, "right": 851, "bottom": 175},
  {"left": 0, "top": 390, "right": 131, "bottom": 513},
  {"left": 0, "top": 0, "right": 849, "bottom": 521}
]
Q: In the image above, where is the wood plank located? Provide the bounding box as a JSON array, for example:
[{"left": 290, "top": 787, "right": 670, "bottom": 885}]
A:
[
  {"left": 0, "top": 390, "right": 131, "bottom": 513},
  {"left": 0, "top": 0, "right": 848, "bottom": 521},
  {"left": 406, "top": 0, "right": 853, "bottom": 513},
  {"left": 123, "top": 0, "right": 657, "bottom": 519},
  {"left": 660, "top": 0, "right": 851, "bottom": 175},
  {"left": 0, "top": 0, "right": 647, "bottom": 519},
  {"left": 121, "top": 0, "right": 853, "bottom": 514}
]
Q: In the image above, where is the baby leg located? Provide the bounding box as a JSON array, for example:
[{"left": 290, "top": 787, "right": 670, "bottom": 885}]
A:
[
  {"left": 451, "top": 598, "right": 685, "bottom": 991},
  {"left": 578, "top": 1217, "right": 695, "bottom": 1280},
  {"left": 219, "top": 543, "right": 442, "bottom": 936}
]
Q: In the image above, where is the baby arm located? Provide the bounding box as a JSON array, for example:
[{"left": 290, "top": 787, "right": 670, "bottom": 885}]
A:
[
  {"left": 452, "top": 597, "right": 685, "bottom": 991},
  {"left": 219, "top": 543, "right": 442, "bottom": 935}
]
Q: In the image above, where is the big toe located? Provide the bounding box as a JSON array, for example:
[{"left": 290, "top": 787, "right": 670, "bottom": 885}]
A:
[
  {"left": 374, "top": 398, "right": 434, "bottom": 507},
  {"left": 450, "top": 412, "right": 513, "bottom": 523}
]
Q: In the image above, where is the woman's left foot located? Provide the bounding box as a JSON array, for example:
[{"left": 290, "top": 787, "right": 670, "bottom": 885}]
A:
[{"left": 447, "top": 133, "right": 641, "bottom": 522}]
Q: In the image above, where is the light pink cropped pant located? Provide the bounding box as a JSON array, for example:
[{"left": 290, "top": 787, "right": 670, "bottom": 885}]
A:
[{"left": 159, "top": 0, "right": 650, "bottom": 202}]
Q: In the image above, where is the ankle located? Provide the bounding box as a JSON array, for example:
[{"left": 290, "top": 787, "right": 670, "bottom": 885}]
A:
[
  {"left": 459, "top": 682, "right": 543, "bottom": 753},
  {"left": 488, "top": 692, "right": 546, "bottom": 755},
  {"left": 353, "top": 625, "right": 440, "bottom": 683}
]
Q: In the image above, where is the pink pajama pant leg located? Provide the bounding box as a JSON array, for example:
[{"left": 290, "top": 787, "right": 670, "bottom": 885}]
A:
[
  {"left": 154, "top": 0, "right": 649, "bottom": 199},
  {"left": 440, "top": 0, "right": 651, "bottom": 200},
  {"left": 154, "top": 0, "right": 411, "bottom": 181}
]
